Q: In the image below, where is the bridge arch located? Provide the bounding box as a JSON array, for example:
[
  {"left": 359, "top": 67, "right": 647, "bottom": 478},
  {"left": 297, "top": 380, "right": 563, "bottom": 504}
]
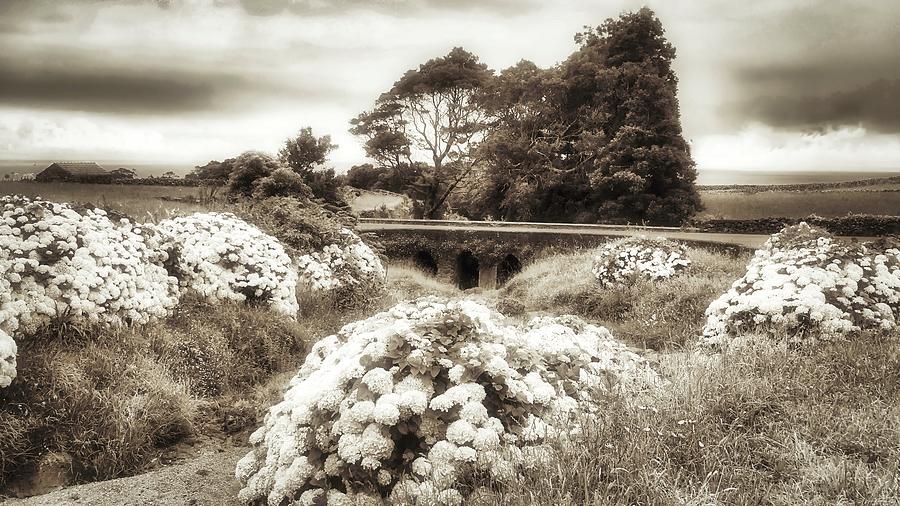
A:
[
  {"left": 496, "top": 253, "right": 522, "bottom": 286},
  {"left": 413, "top": 250, "right": 438, "bottom": 275},
  {"left": 456, "top": 250, "right": 480, "bottom": 290}
]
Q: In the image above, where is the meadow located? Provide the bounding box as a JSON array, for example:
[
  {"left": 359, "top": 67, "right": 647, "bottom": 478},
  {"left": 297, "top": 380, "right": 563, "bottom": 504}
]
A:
[
  {"left": 0, "top": 181, "right": 208, "bottom": 221},
  {"left": 699, "top": 189, "right": 900, "bottom": 219}
]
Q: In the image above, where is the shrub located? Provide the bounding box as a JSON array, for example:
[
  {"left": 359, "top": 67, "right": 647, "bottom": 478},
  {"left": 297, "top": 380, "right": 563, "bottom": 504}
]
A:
[
  {"left": 591, "top": 236, "right": 691, "bottom": 287},
  {"left": 295, "top": 228, "right": 387, "bottom": 307},
  {"left": 157, "top": 212, "right": 299, "bottom": 318},
  {"left": 226, "top": 152, "right": 282, "bottom": 199},
  {"left": 0, "top": 196, "right": 180, "bottom": 388},
  {"left": 235, "top": 298, "right": 657, "bottom": 504},
  {"left": 251, "top": 168, "right": 314, "bottom": 200},
  {"left": 235, "top": 196, "right": 345, "bottom": 253},
  {"left": 701, "top": 222, "right": 900, "bottom": 347}
]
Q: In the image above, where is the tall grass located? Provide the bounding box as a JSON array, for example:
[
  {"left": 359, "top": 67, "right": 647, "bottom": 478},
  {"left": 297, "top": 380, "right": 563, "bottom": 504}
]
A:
[
  {"left": 479, "top": 334, "right": 900, "bottom": 505},
  {"left": 0, "top": 295, "right": 370, "bottom": 489},
  {"left": 501, "top": 247, "right": 750, "bottom": 349}
]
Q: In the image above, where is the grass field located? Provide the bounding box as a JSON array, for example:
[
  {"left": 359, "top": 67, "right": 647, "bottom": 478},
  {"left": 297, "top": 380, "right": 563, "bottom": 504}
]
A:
[
  {"left": 0, "top": 181, "right": 208, "bottom": 221},
  {"left": 699, "top": 190, "right": 900, "bottom": 219},
  {"left": 4, "top": 181, "right": 899, "bottom": 222}
]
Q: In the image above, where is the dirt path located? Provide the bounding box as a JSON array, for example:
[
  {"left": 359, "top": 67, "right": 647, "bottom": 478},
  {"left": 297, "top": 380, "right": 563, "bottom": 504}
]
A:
[{"left": 3, "top": 441, "right": 249, "bottom": 506}]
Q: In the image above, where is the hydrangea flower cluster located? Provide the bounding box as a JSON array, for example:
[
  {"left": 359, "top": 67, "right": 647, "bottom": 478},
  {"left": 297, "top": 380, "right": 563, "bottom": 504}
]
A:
[
  {"left": 235, "top": 297, "right": 657, "bottom": 505},
  {"left": 295, "top": 228, "right": 386, "bottom": 293},
  {"left": 0, "top": 196, "right": 180, "bottom": 387},
  {"left": 701, "top": 223, "right": 900, "bottom": 347},
  {"left": 592, "top": 236, "right": 691, "bottom": 287},
  {"left": 157, "top": 213, "right": 299, "bottom": 318},
  {"left": 1, "top": 329, "right": 17, "bottom": 388}
]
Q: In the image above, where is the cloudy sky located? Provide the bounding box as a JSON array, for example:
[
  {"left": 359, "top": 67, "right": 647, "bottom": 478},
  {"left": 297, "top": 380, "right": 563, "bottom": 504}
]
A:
[{"left": 1, "top": 0, "right": 899, "bottom": 176}]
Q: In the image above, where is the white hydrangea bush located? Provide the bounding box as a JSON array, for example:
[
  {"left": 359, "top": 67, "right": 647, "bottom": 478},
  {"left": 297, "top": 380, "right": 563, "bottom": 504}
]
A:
[
  {"left": 295, "top": 228, "right": 386, "bottom": 293},
  {"left": 592, "top": 236, "right": 691, "bottom": 287},
  {"left": 0, "top": 196, "right": 181, "bottom": 387},
  {"left": 701, "top": 222, "right": 900, "bottom": 347},
  {"left": 235, "top": 297, "right": 658, "bottom": 505},
  {"left": 157, "top": 213, "right": 299, "bottom": 318},
  {"left": 1, "top": 329, "right": 17, "bottom": 388}
]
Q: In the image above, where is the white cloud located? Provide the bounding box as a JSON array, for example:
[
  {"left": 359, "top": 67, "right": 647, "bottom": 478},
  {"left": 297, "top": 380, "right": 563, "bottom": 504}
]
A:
[{"left": 693, "top": 124, "right": 900, "bottom": 172}]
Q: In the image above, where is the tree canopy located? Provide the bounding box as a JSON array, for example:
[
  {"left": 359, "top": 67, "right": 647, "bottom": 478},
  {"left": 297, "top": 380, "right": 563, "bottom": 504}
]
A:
[
  {"left": 352, "top": 47, "right": 493, "bottom": 218},
  {"left": 351, "top": 8, "right": 701, "bottom": 225}
]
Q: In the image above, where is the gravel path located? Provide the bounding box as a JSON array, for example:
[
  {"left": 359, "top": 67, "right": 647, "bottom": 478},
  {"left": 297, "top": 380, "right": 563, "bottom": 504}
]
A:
[{"left": 3, "top": 442, "right": 249, "bottom": 506}]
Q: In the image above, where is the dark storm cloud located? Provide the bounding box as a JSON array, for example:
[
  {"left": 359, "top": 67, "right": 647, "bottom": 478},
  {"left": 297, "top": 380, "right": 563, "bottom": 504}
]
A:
[
  {"left": 739, "top": 80, "right": 900, "bottom": 133},
  {"left": 0, "top": 58, "right": 214, "bottom": 114},
  {"left": 720, "top": 0, "right": 900, "bottom": 133},
  {"left": 0, "top": 55, "right": 340, "bottom": 115},
  {"left": 237, "top": 0, "right": 537, "bottom": 16}
]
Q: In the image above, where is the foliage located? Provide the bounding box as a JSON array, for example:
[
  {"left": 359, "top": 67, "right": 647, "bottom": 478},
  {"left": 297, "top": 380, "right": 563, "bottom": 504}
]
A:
[
  {"left": 592, "top": 236, "right": 691, "bottom": 287},
  {"left": 279, "top": 127, "right": 347, "bottom": 208},
  {"left": 157, "top": 213, "right": 300, "bottom": 318},
  {"left": 235, "top": 196, "right": 346, "bottom": 253},
  {"left": 278, "top": 127, "right": 337, "bottom": 176},
  {"left": 251, "top": 167, "right": 314, "bottom": 201},
  {"left": 352, "top": 48, "right": 493, "bottom": 219},
  {"left": 187, "top": 158, "right": 237, "bottom": 181},
  {"left": 226, "top": 152, "right": 284, "bottom": 199},
  {"left": 235, "top": 298, "right": 658, "bottom": 504},
  {"left": 345, "top": 162, "right": 425, "bottom": 195},
  {"left": 701, "top": 223, "right": 900, "bottom": 347},
  {"left": 455, "top": 8, "right": 702, "bottom": 225}
]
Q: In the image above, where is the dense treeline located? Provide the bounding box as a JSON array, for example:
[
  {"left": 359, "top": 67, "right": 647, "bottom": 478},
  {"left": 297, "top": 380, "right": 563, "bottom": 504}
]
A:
[{"left": 349, "top": 8, "right": 702, "bottom": 225}]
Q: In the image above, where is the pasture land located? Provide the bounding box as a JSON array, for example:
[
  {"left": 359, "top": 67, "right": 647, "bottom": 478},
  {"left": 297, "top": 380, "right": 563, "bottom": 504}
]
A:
[
  {"left": 699, "top": 189, "right": 900, "bottom": 219},
  {"left": 0, "top": 181, "right": 208, "bottom": 221},
  {"left": 3, "top": 180, "right": 899, "bottom": 223}
]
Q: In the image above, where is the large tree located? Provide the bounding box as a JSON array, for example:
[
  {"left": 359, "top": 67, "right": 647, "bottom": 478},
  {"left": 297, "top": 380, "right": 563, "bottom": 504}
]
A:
[
  {"left": 567, "top": 7, "right": 702, "bottom": 225},
  {"left": 352, "top": 47, "right": 493, "bottom": 218},
  {"left": 464, "top": 8, "right": 701, "bottom": 225},
  {"left": 279, "top": 127, "right": 346, "bottom": 208},
  {"left": 279, "top": 127, "right": 337, "bottom": 175}
]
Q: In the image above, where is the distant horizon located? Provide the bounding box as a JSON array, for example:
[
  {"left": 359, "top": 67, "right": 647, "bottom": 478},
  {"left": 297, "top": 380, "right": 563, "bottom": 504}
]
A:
[{"left": 2, "top": 158, "right": 899, "bottom": 186}]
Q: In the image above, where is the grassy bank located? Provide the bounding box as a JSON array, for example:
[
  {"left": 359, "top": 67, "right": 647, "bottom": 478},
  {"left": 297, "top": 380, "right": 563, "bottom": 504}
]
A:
[
  {"left": 0, "top": 295, "right": 369, "bottom": 489},
  {"left": 500, "top": 247, "right": 751, "bottom": 350}
]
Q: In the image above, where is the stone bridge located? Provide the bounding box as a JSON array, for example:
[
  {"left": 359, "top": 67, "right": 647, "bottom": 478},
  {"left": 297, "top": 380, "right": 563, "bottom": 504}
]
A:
[{"left": 357, "top": 219, "right": 769, "bottom": 290}]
